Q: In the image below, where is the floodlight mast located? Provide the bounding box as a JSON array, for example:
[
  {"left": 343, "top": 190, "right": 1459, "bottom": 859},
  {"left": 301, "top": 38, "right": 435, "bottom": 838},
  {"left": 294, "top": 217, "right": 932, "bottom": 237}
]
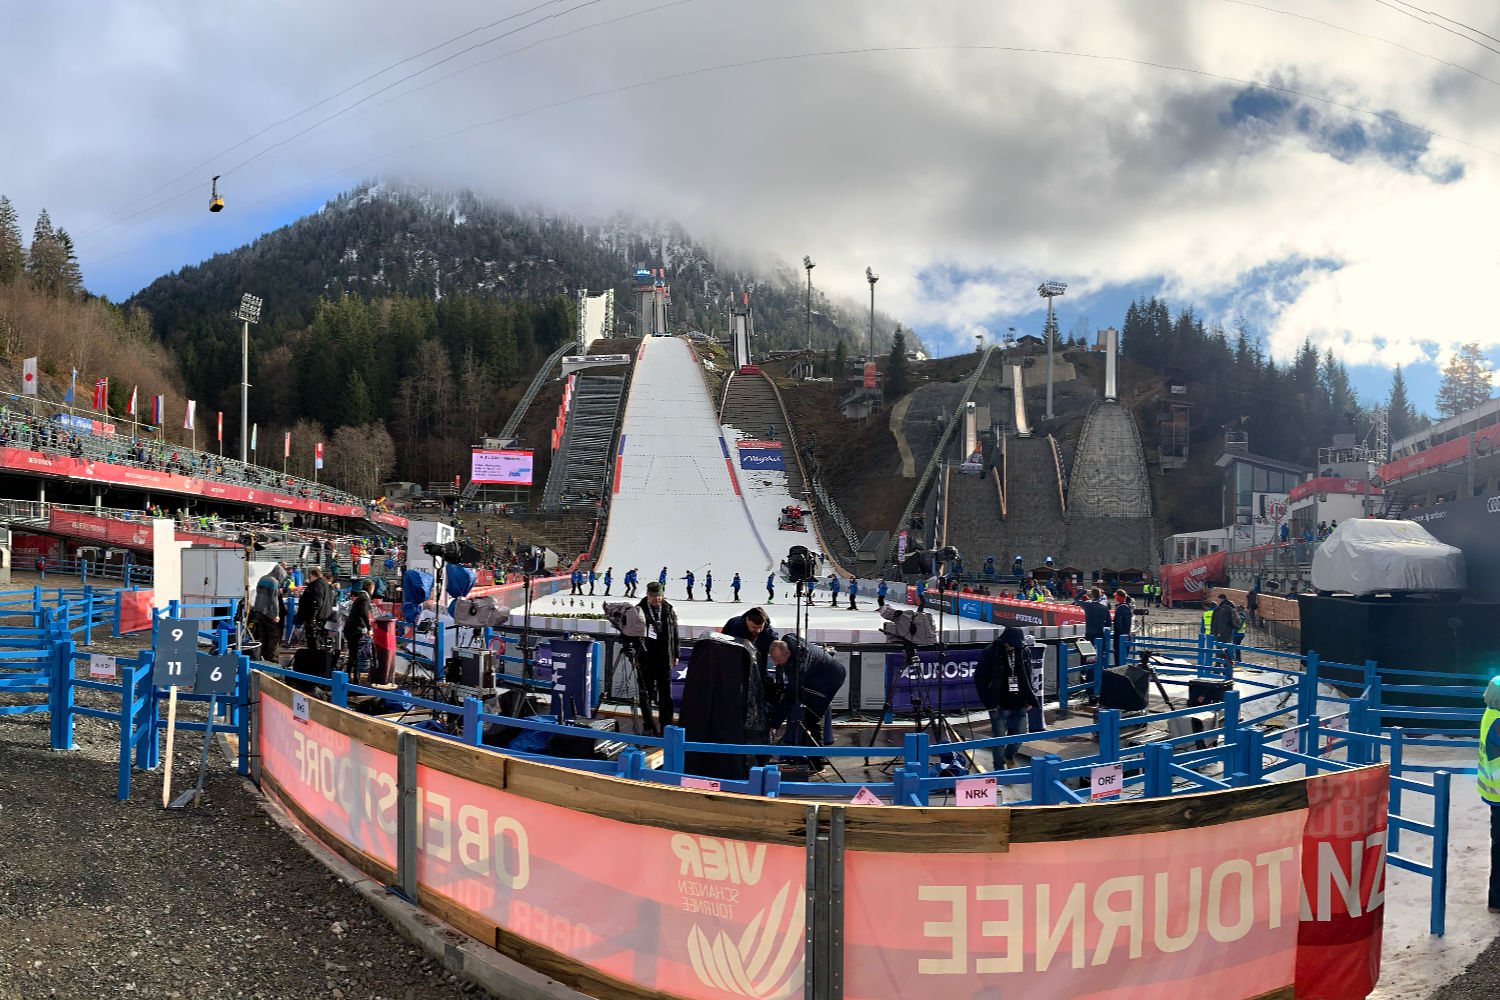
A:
[
  {"left": 236, "top": 293, "right": 262, "bottom": 466},
  {"left": 1038, "top": 280, "right": 1067, "bottom": 419},
  {"left": 866, "top": 267, "right": 879, "bottom": 363},
  {"left": 803, "top": 256, "right": 816, "bottom": 351}
]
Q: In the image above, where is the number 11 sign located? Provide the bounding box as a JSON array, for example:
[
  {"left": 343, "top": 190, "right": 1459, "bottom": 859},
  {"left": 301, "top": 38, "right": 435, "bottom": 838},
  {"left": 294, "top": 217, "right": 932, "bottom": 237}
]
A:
[{"left": 152, "top": 623, "right": 200, "bottom": 808}]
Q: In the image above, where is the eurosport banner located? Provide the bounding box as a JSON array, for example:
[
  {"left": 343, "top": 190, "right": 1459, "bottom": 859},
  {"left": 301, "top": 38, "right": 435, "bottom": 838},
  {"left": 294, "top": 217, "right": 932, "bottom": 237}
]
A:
[
  {"left": 841, "top": 765, "right": 1387, "bottom": 1000},
  {"left": 470, "top": 449, "right": 534, "bottom": 485},
  {"left": 737, "top": 440, "right": 785, "bottom": 471},
  {"left": 883, "top": 649, "right": 987, "bottom": 712},
  {"left": 0, "top": 447, "right": 367, "bottom": 519},
  {"left": 260, "top": 694, "right": 808, "bottom": 1000},
  {"left": 1159, "top": 550, "right": 1228, "bottom": 604}
]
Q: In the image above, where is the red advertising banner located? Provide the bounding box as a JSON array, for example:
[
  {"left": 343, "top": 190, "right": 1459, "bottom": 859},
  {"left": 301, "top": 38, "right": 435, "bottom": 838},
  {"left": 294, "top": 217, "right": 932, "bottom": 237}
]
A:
[
  {"left": 1287, "top": 477, "right": 1383, "bottom": 503},
  {"left": 1296, "top": 767, "right": 1389, "bottom": 1000},
  {"left": 1159, "top": 550, "right": 1228, "bottom": 604},
  {"left": 371, "top": 510, "right": 410, "bottom": 529},
  {"left": 0, "top": 448, "right": 367, "bottom": 519},
  {"left": 260, "top": 695, "right": 808, "bottom": 999},
  {"left": 1378, "top": 421, "right": 1500, "bottom": 484},
  {"left": 47, "top": 509, "right": 241, "bottom": 552},
  {"left": 844, "top": 809, "right": 1307, "bottom": 999}
]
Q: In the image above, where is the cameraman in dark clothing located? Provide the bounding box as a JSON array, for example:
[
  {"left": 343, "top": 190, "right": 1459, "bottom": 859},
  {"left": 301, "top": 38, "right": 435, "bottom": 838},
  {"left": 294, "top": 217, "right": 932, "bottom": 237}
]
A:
[
  {"left": 974, "top": 626, "right": 1038, "bottom": 771},
  {"left": 638, "top": 581, "right": 680, "bottom": 735},
  {"left": 343, "top": 580, "right": 373, "bottom": 682},
  {"left": 295, "top": 567, "right": 334, "bottom": 656},
  {"left": 768, "top": 636, "right": 846, "bottom": 761}
]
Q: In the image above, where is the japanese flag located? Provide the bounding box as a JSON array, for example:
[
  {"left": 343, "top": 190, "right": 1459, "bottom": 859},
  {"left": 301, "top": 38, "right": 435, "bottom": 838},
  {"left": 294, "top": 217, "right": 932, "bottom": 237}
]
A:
[{"left": 21, "top": 357, "right": 37, "bottom": 395}]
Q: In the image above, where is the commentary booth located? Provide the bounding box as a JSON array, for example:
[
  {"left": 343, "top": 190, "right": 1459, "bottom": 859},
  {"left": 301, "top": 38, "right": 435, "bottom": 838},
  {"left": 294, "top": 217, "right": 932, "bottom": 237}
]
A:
[{"left": 253, "top": 666, "right": 1387, "bottom": 1000}]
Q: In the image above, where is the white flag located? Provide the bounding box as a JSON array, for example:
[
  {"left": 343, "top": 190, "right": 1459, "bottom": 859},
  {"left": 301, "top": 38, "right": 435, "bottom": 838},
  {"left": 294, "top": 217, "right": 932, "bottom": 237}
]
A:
[
  {"left": 128, "top": 386, "right": 137, "bottom": 416},
  {"left": 184, "top": 399, "right": 196, "bottom": 430},
  {"left": 21, "top": 357, "right": 37, "bottom": 395}
]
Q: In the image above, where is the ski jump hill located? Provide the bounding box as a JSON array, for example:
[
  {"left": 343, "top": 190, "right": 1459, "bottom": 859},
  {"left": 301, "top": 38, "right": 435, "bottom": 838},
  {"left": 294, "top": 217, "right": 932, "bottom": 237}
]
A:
[{"left": 595, "top": 336, "right": 780, "bottom": 581}]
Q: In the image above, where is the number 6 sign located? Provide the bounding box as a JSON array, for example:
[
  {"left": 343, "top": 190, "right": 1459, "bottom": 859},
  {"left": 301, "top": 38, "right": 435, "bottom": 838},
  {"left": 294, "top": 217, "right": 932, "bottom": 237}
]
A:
[
  {"left": 195, "top": 653, "right": 239, "bottom": 697},
  {"left": 152, "top": 623, "right": 199, "bottom": 689}
]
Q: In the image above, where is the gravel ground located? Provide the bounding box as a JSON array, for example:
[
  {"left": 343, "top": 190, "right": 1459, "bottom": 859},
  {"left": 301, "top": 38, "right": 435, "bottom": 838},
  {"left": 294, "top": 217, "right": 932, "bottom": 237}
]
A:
[{"left": 0, "top": 635, "right": 493, "bottom": 1000}]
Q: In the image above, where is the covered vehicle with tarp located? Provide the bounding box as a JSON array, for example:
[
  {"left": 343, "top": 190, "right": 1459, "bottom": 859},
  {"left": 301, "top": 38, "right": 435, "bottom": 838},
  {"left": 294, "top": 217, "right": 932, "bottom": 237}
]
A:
[{"left": 1311, "top": 519, "right": 1465, "bottom": 597}]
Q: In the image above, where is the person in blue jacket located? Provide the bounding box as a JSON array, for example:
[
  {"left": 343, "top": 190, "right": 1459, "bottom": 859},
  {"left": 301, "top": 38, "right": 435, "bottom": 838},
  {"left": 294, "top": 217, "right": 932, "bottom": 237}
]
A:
[
  {"left": 877, "top": 579, "right": 888, "bottom": 609},
  {"left": 827, "top": 574, "right": 841, "bottom": 607},
  {"left": 603, "top": 567, "right": 613, "bottom": 596},
  {"left": 624, "top": 568, "right": 637, "bottom": 597},
  {"left": 704, "top": 570, "right": 713, "bottom": 602},
  {"left": 847, "top": 577, "right": 859, "bottom": 610},
  {"left": 588, "top": 568, "right": 596, "bottom": 595},
  {"left": 732, "top": 573, "right": 742, "bottom": 602},
  {"left": 659, "top": 567, "right": 668, "bottom": 587},
  {"left": 766, "top": 572, "right": 776, "bottom": 604},
  {"left": 682, "top": 569, "right": 695, "bottom": 601}
]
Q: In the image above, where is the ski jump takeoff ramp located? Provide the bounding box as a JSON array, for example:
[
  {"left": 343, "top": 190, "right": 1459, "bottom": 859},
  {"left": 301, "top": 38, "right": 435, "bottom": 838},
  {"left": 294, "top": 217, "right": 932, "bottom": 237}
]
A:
[{"left": 595, "top": 336, "right": 775, "bottom": 580}]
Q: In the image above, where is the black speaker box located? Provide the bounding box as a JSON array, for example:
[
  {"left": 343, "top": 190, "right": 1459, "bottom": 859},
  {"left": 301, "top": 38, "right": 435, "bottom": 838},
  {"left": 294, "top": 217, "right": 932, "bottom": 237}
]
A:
[
  {"left": 1099, "top": 664, "right": 1149, "bottom": 711},
  {"left": 1187, "top": 680, "right": 1234, "bottom": 707}
]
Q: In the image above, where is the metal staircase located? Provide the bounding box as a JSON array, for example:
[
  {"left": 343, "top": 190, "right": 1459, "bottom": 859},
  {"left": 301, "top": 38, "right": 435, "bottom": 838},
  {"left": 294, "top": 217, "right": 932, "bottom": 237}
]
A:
[
  {"left": 463, "top": 342, "right": 571, "bottom": 500},
  {"left": 541, "top": 374, "right": 626, "bottom": 509}
]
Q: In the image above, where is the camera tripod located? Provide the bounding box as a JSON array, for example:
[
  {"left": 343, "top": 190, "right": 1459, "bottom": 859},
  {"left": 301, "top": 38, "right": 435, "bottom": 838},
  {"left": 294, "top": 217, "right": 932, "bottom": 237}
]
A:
[{"left": 778, "top": 580, "right": 847, "bottom": 782}]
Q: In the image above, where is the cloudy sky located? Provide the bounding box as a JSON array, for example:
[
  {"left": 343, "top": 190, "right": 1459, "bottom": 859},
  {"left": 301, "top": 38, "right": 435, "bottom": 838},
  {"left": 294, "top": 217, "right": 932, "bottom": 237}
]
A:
[{"left": 5, "top": 0, "right": 1499, "bottom": 414}]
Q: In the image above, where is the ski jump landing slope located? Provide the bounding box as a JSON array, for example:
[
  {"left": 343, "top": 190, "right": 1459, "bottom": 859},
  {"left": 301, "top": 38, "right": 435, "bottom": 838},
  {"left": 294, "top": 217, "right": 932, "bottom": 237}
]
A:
[{"left": 596, "top": 337, "right": 776, "bottom": 583}]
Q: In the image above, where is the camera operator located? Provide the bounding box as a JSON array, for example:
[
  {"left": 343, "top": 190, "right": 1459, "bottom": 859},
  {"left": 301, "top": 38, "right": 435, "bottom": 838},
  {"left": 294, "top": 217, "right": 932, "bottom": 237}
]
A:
[
  {"left": 637, "top": 581, "right": 680, "bottom": 734},
  {"left": 767, "top": 636, "right": 846, "bottom": 765},
  {"left": 974, "top": 626, "right": 1038, "bottom": 771},
  {"left": 342, "top": 580, "right": 374, "bottom": 682}
]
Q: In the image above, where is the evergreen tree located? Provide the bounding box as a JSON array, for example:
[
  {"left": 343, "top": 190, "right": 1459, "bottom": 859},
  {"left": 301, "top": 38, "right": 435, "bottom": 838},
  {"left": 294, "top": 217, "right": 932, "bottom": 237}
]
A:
[
  {"left": 1435, "top": 343, "right": 1493, "bottom": 417},
  {"left": 25, "top": 208, "right": 66, "bottom": 296},
  {"left": 1387, "top": 366, "right": 1415, "bottom": 442},
  {"left": 54, "top": 228, "right": 82, "bottom": 294},
  {"left": 0, "top": 195, "right": 23, "bottom": 285},
  {"left": 834, "top": 340, "right": 848, "bottom": 380},
  {"left": 885, "top": 327, "right": 910, "bottom": 397}
]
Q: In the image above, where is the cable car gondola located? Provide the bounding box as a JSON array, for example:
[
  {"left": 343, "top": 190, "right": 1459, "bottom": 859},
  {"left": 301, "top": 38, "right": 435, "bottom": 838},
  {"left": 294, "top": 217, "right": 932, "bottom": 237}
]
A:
[{"left": 209, "top": 175, "right": 224, "bottom": 213}]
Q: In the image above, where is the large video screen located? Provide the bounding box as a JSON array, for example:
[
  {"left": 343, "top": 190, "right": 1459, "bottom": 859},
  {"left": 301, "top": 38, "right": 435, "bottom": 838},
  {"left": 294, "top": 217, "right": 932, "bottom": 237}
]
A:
[{"left": 470, "top": 449, "right": 533, "bottom": 485}]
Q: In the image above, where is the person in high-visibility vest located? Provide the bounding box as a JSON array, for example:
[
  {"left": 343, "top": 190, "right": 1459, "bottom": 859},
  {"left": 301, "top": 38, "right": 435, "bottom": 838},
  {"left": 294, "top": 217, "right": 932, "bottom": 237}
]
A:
[
  {"left": 1480, "top": 676, "right": 1500, "bottom": 912},
  {"left": 1201, "top": 604, "right": 1214, "bottom": 633}
]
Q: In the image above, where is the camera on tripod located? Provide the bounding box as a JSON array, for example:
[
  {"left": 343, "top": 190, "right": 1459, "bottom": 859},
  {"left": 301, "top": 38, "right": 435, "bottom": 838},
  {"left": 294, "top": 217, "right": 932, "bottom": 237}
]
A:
[
  {"left": 784, "top": 545, "right": 818, "bottom": 584},
  {"left": 422, "top": 539, "right": 487, "bottom": 565},
  {"left": 879, "top": 605, "right": 938, "bottom": 647}
]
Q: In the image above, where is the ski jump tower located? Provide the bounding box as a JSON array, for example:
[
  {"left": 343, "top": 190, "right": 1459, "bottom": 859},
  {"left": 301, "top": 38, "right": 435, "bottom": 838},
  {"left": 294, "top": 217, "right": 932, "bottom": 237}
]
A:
[{"left": 632, "top": 266, "right": 671, "bottom": 337}]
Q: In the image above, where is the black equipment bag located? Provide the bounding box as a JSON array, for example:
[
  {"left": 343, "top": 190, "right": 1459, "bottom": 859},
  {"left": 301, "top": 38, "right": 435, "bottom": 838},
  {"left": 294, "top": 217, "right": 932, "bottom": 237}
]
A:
[
  {"left": 1098, "top": 663, "right": 1150, "bottom": 711},
  {"left": 288, "top": 646, "right": 334, "bottom": 693},
  {"left": 679, "top": 633, "right": 769, "bottom": 781},
  {"left": 1187, "top": 679, "right": 1235, "bottom": 708}
]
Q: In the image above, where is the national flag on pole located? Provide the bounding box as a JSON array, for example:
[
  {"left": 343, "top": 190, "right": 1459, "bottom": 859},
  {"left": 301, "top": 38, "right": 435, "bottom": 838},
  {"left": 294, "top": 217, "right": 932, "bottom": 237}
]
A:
[
  {"left": 217, "top": 410, "right": 223, "bottom": 442},
  {"left": 284, "top": 431, "right": 291, "bottom": 458},
  {"left": 64, "top": 368, "right": 76, "bottom": 404},
  {"left": 251, "top": 423, "right": 257, "bottom": 451},
  {"left": 21, "top": 358, "right": 37, "bottom": 395},
  {"left": 184, "top": 400, "right": 196, "bottom": 430},
  {"left": 127, "top": 385, "right": 137, "bottom": 416},
  {"left": 92, "top": 378, "right": 108, "bottom": 411},
  {"left": 315, "top": 441, "right": 324, "bottom": 470},
  {"left": 151, "top": 395, "right": 163, "bottom": 425}
]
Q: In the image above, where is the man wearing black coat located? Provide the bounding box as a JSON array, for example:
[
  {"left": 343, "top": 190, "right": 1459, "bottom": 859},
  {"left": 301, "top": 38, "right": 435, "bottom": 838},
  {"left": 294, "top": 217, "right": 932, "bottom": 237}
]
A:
[
  {"left": 295, "top": 566, "right": 335, "bottom": 656},
  {"left": 974, "top": 626, "right": 1038, "bottom": 770},
  {"left": 343, "top": 580, "right": 374, "bottom": 682},
  {"left": 637, "top": 581, "right": 680, "bottom": 734},
  {"left": 1078, "top": 589, "right": 1110, "bottom": 650},
  {"left": 768, "top": 636, "right": 846, "bottom": 757},
  {"left": 721, "top": 606, "right": 777, "bottom": 674}
]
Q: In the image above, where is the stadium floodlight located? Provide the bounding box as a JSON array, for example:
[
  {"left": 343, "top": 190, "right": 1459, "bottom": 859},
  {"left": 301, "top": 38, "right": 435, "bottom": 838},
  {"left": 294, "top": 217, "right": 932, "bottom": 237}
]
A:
[
  {"left": 803, "top": 256, "right": 816, "bottom": 351},
  {"left": 866, "top": 267, "right": 879, "bottom": 363},
  {"left": 1037, "top": 280, "right": 1067, "bottom": 419},
  {"left": 236, "top": 293, "right": 263, "bottom": 465}
]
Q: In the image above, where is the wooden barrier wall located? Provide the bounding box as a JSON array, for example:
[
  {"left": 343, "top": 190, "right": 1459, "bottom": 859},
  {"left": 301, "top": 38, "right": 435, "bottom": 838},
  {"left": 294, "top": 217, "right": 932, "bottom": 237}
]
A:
[
  {"left": 252, "top": 672, "right": 1385, "bottom": 1000},
  {"left": 1204, "top": 586, "right": 1302, "bottom": 629}
]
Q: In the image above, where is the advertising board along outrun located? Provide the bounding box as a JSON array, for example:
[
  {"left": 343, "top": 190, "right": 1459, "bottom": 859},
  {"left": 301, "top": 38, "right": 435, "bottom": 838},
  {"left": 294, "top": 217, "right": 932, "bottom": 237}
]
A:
[{"left": 252, "top": 671, "right": 1387, "bottom": 1000}]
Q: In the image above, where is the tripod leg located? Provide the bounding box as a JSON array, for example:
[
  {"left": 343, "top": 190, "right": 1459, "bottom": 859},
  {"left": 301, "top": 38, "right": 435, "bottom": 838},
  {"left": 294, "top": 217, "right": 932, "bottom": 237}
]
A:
[{"left": 863, "top": 701, "right": 897, "bottom": 767}]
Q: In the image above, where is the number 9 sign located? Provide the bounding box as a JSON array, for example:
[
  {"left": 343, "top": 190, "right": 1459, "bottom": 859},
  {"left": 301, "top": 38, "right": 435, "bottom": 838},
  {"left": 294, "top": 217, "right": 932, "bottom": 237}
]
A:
[{"left": 152, "top": 623, "right": 199, "bottom": 688}]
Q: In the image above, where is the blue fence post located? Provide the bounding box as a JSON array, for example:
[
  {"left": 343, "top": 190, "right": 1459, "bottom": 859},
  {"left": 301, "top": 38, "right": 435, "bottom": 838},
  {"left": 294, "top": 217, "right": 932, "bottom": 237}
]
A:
[
  {"left": 1430, "top": 770, "right": 1451, "bottom": 937},
  {"left": 903, "top": 731, "right": 930, "bottom": 780},
  {"left": 32, "top": 585, "right": 41, "bottom": 626},
  {"left": 1306, "top": 716, "right": 1323, "bottom": 775},
  {"left": 330, "top": 670, "right": 349, "bottom": 708},
  {"left": 80, "top": 559, "right": 87, "bottom": 585},
  {"left": 1144, "top": 742, "right": 1172, "bottom": 798},
  {"left": 1197, "top": 631, "right": 1209, "bottom": 675},
  {"left": 1041, "top": 754, "right": 1066, "bottom": 802},
  {"left": 82, "top": 584, "right": 93, "bottom": 646},
  {"left": 663, "top": 725, "right": 686, "bottom": 773},
  {"left": 1388, "top": 727, "right": 1405, "bottom": 854},
  {"left": 1348, "top": 698, "right": 1368, "bottom": 765},
  {"left": 1236, "top": 726, "right": 1263, "bottom": 784},
  {"left": 1298, "top": 652, "right": 1319, "bottom": 730},
  {"left": 1099, "top": 709, "right": 1121, "bottom": 763},
  {"left": 1362, "top": 658, "right": 1378, "bottom": 693},
  {"left": 1029, "top": 757, "right": 1051, "bottom": 805},
  {"left": 50, "top": 639, "right": 76, "bottom": 750},
  {"left": 117, "top": 663, "right": 135, "bottom": 800},
  {"left": 1056, "top": 642, "right": 1070, "bottom": 719},
  {"left": 235, "top": 655, "right": 251, "bottom": 775},
  {"left": 462, "top": 697, "right": 481, "bottom": 745},
  {"left": 1221, "top": 690, "right": 1240, "bottom": 748}
]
